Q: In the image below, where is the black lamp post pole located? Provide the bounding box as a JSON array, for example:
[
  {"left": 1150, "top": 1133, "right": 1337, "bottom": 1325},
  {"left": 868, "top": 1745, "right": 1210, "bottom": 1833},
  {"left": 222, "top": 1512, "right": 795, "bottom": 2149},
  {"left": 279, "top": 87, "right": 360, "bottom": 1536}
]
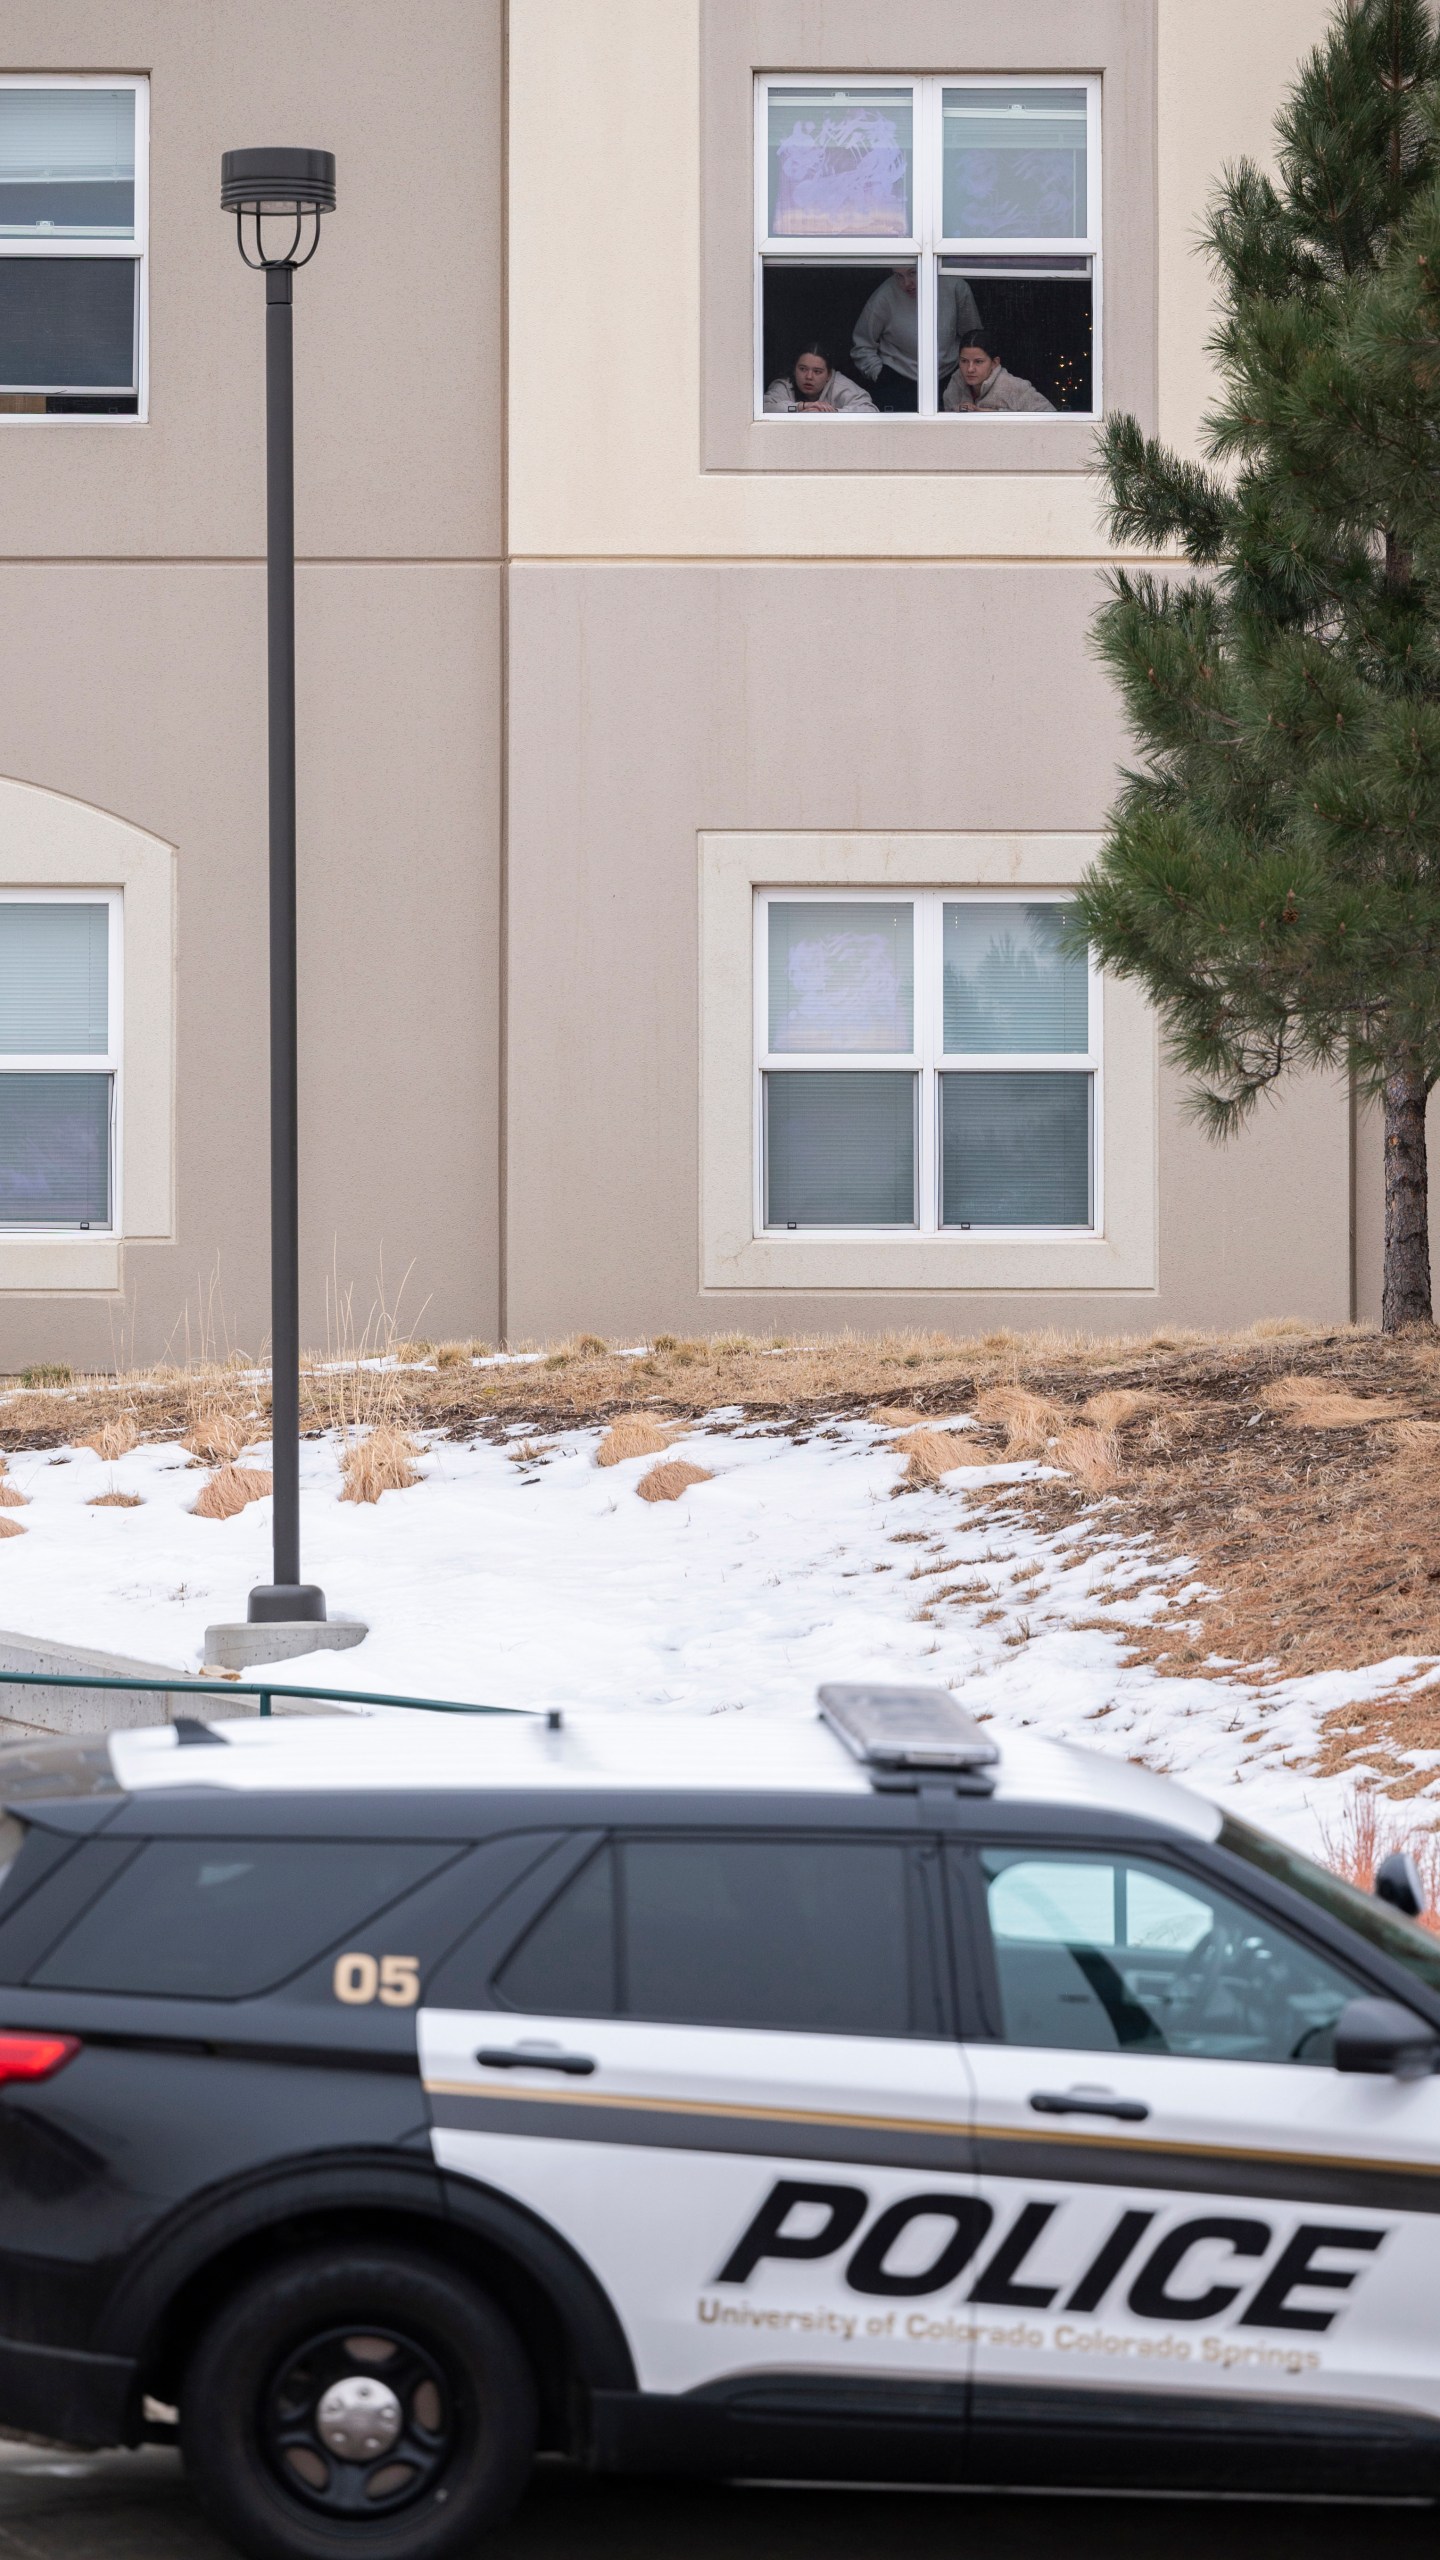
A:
[
  {"left": 220, "top": 147, "right": 336, "bottom": 1629},
  {"left": 264, "top": 259, "right": 304, "bottom": 1609}
]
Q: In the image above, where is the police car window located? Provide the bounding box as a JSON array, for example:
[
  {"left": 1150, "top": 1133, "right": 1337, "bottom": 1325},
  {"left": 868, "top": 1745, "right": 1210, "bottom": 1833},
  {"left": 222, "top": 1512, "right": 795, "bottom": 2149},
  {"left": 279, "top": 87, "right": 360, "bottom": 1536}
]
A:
[
  {"left": 981, "top": 1849, "right": 1361, "bottom": 2066},
  {"left": 620, "top": 1837, "right": 917, "bottom": 2037},
  {"left": 1220, "top": 1814, "right": 1440, "bottom": 1999},
  {"left": 30, "top": 1840, "right": 450, "bottom": 1999},
  {"left": 494, "top": 1845, "right": 617, "bottom": 2017}
]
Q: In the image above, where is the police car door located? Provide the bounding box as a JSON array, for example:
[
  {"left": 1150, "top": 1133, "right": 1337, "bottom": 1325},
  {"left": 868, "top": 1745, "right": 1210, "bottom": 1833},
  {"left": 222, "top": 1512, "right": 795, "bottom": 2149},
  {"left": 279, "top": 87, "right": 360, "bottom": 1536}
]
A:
[
  {"left": 951, "top": 1840, "right": 1440, "bottom": 2493},
  {"left": 421, "top": 1824, "right": 980, "bottom": 2455}
]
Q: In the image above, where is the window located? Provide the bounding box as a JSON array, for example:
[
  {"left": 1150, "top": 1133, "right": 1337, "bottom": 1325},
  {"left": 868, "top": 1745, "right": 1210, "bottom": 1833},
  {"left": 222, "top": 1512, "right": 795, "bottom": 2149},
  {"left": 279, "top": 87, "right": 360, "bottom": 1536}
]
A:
[
  {"left": 756, "top": 75, "right": 1098, "bottom": 418},
  {"left": 0, "top": 896, "right": 120, "bottom": 1232},
  {"left": 978, "top": 1848, "right": 1362, "bottom": 2068},
  {"left": 0, "top": 78, "right": 147, "bottom": 417},
  {"left": 497, "top": 1835, "right": 928, "bottom": 2037},
  {"left": 30, "top": 1839, "right": 450, "bottom": 2000},
  {"left": 757, "top": 892, "right": 1098, "bottom": 1233}
]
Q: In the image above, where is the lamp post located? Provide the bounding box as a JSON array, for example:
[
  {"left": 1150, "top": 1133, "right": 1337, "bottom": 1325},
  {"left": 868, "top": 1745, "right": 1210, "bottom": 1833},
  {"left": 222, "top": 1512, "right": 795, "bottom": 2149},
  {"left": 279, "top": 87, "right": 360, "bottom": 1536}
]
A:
[{"left": 220, "top": 148, "right": 336, "bottom": 1630}]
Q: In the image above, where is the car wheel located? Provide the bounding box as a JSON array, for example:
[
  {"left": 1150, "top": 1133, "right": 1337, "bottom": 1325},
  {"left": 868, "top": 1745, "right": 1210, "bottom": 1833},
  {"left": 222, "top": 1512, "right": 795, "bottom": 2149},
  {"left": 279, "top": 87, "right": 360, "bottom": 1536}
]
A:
[{"left": 179, "top": 2244, "right": 537, "bottom": 2560}]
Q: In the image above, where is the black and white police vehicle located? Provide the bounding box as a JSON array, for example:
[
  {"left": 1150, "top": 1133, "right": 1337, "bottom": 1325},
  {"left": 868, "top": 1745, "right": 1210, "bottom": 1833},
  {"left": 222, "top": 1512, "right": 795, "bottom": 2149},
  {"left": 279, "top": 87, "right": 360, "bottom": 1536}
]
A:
[{"left": 0, "top": 1685, "right": 1437, "bottom": 2556}]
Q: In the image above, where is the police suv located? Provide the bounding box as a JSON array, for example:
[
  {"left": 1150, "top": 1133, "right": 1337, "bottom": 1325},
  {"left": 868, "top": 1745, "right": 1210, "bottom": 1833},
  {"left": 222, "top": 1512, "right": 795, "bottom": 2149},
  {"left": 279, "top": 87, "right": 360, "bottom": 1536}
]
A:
[{"left": 0, "top": 1685, "right": 1438, "bottom": 2558}]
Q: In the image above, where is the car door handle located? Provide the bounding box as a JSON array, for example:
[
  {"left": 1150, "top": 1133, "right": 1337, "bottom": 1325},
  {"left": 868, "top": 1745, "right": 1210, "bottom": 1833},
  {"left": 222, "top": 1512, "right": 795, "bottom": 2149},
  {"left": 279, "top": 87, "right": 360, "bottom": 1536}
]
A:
[
  {"left": 475, "top": 2045, "right": 597, "bottom": 2076},
  {"left": 1029, "top": 2090, "right": 1149, "bottom": 2121}
]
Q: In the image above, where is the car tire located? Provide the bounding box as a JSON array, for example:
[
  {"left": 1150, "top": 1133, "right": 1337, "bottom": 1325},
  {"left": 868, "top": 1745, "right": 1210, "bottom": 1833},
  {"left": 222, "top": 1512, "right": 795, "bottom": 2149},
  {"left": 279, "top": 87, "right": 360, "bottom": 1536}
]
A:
[{"left": 179, "top": 2243, "right": 537, "bottom": 2560}]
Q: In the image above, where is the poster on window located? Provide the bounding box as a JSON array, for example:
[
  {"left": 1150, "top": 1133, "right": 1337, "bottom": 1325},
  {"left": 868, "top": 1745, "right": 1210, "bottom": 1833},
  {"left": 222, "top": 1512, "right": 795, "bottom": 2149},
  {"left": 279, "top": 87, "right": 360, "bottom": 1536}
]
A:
[{"left": 767, "top": 89, "right": 912, "bottom": 238}]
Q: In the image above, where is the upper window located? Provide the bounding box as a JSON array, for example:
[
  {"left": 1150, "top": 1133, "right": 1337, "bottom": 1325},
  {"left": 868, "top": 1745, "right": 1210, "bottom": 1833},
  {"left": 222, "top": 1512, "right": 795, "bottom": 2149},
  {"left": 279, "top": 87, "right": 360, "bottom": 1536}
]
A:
[
  {"left": 0, "top": 78, "right": 147, "bottom": 418},
  {"left": 0, "top": 895, "right": 120, "bottom": 1232},
  {"left": 496, "top": 1834, "right": 932, "bottom": 2038},
  {"left": 756, "top": 74, "right": 1098, "bottom": 420},
  {"left": 977, "top": 1848, "right": 1362, "bottom": 2068},
  {"left": 756, "top": 891, "right": 1098, "bottom": 1235}
]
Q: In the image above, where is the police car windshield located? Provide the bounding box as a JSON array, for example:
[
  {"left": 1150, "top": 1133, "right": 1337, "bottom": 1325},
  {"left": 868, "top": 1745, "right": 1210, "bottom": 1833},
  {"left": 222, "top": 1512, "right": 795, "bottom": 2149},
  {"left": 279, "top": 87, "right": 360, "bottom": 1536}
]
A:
[{"left": 1222, "top": 1815, "right": 1440, "bottom": 1998}]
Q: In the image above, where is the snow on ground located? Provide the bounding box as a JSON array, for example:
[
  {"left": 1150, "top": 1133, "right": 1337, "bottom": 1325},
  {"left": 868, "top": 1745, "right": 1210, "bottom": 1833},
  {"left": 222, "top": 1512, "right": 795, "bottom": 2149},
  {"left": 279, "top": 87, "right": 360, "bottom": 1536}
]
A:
[{"left": 0, "top": 1414, "right": 1425, "bottom": 1856}]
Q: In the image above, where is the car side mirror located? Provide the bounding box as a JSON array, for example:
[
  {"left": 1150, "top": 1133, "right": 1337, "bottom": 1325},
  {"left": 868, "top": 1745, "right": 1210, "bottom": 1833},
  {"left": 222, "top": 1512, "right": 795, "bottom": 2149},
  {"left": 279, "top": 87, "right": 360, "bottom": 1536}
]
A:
[
  {"left": 1375, "top": 1850, "right": 1426, "bottom": 1919},
  {"left": 1334, "top": 1995, "right": 1440, "bottom": 2080}
]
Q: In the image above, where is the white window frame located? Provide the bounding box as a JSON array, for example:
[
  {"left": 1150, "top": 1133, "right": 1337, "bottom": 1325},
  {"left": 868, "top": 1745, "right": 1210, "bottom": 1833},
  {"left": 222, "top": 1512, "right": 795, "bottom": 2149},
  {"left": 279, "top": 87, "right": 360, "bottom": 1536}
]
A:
[
  {"left": 0, "top": 890, "right": 123, "bottom": 1234},
  {"left": 754, "top": 72, "right": 1101, "bottom": 421},
  {"left": 0, "top": 74, "right": 149, "bottom": 423},
  {"left": 753, "top": 887, "right": 1101, "bottom": 1239}
]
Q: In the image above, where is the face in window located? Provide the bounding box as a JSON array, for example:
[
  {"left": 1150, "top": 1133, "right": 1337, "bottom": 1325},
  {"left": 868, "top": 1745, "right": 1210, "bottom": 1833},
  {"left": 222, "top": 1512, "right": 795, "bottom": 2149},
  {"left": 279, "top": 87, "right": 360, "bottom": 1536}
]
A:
[
  {"left": 792, "top": 351, "right": 833, "bottom": 402},
  {"left": 958, "top": 343, "right": 1000, "bottom": 392}
]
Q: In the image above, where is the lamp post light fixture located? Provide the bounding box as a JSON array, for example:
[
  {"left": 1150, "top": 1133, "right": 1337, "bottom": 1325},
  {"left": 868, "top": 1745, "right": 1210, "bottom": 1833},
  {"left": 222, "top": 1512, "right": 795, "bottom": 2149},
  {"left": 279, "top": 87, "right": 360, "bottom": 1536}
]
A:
[{"left": 221, "top": 148, "right": 336, "bottom": 1631}]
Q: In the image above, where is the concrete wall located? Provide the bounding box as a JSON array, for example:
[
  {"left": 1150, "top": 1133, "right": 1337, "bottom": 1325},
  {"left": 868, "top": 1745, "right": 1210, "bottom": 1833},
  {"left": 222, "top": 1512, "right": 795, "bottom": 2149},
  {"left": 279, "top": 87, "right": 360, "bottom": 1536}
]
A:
[{"left": 0, "top": 0, "right": 504, "bottom": 1365}]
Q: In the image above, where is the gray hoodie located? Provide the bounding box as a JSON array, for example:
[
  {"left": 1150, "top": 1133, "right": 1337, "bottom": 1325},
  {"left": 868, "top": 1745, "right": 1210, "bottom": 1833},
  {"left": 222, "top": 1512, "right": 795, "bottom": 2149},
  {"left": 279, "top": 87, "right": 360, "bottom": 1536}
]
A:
[
  {"left": 764, "top": 367, "right": 878, "bottom": 414},
  {"left": 942, "top": 364, "right": 1055, "bottom": 413}
]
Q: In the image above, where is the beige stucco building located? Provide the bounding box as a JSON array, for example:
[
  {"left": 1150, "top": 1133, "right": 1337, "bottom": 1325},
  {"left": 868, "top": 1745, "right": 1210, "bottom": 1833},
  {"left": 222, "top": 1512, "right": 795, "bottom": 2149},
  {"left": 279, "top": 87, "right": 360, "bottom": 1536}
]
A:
[{"left": 0, "top": 0, "right": 1401, "bottom": 1365}]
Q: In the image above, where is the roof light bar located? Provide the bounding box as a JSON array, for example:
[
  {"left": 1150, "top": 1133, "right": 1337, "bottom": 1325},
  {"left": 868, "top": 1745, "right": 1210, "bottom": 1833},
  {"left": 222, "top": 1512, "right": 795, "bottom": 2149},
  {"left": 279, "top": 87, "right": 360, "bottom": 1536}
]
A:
[{"left": 818, "top": 1683, "right": 1000, "bottom": 1787}]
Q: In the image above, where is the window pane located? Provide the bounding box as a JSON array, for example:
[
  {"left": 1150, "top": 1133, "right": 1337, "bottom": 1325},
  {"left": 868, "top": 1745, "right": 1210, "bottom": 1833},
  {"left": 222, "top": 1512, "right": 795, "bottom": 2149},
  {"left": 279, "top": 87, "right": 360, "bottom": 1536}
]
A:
[
  {"left": 767, "top": 86, "right": 912, "bottom": 239},
  {"left": 0, "top": 905, "right": 108, "bottom": 1054},
  {"left": 622, "top": 1837, "right": 914, "bottom": 2035},
  {"left": 32, "top": 1841, "right": 448, "bottom": 1999},
  {"left": 761, "top": 264, "right": 888, "bottom": 413},
  {"left": 768, "top": 902, "right": 913, "bottom": 1053},
  {"left": 0, "top": 89, "right": 135, "bottom": 236},
  {"left": 766, "top": 1071, "right": 916, "bottom": 1227},
  {"left": 0, "top": 258, "right": 136, "bottom": 391},
  {"left": 941, "top": 1072, "right": 1090, "bottom": 1228},
  {"left": 941, "top": 272, "right": 1092, "bottom": 413},
  {"left": 943, "top": 903, "right": 1086, "bottom": 1052},
  {"left": 942, "top": 87, "right": 1088, "bottom": 239},
  {"left": 495, "top": 1849, "right": 617, "bottom": 2017},
  {"left": 982, "top": 1849, "right": 1360, "bottom": 2067},
  {"left": 0, "top": 1074, "right": 110, "bottom": 1226}
]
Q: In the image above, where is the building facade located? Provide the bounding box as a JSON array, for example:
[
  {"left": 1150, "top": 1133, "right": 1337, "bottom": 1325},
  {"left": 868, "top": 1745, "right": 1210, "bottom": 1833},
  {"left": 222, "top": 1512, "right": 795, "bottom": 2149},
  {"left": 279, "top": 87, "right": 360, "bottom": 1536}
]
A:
[{"left": 0, "top": 0, "right": 1400, "bottom": 1365}]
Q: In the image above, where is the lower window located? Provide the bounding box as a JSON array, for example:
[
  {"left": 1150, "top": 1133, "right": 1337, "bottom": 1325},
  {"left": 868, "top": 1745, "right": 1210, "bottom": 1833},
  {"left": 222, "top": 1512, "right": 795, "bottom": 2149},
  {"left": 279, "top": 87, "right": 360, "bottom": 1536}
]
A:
[
  {"left": 757, "top": 890, "right": 1097, "bottom": 1233},
  {"left": 0, "top": 896, "right": 120, "bottom": 1231}
]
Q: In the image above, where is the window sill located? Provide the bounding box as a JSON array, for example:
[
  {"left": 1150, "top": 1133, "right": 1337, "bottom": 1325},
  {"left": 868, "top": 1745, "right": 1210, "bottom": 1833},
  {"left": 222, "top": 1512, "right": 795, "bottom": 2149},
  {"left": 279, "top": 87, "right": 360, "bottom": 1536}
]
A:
[
  {"left": 708, "top": 413, "right": 1102, "bottom": 475},
  {"left": 712, "top": 1229, "right": 1142, "bottom": 1293},
  {"left": 0, "top": 1236, "right": 120, "bottom": 1290}
]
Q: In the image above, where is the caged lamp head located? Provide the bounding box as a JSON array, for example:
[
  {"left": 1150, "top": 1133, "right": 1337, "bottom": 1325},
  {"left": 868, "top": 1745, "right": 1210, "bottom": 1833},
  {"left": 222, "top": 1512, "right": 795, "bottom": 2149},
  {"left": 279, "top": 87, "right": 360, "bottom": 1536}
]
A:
[{"left": 221, "top": 148, "right": 336, "bottom": 270}]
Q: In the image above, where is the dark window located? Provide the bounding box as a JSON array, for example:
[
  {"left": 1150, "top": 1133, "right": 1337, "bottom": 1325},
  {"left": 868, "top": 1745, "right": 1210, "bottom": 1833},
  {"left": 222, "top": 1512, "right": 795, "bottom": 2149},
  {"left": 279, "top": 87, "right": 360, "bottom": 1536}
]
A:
[
  {"left": 495, "top": 1845, "right": 617, "bottom": 2018},
  {"left": 0, "top": 259, "right": 136, "bottom": 392},
  {"left": 31, "top": 1840, "right": 451, "bottom": 1999},
  {"left": 977, "top": 1848, "right": 1362, "bottom": 2067},
  {"left": 497, "top": 1835, "right": 928, "bottom": 2038}
]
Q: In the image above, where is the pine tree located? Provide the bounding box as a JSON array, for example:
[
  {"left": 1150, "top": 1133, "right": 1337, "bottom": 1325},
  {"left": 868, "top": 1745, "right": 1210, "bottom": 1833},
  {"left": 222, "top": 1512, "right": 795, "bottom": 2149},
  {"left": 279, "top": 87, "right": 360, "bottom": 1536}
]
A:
[{"left": 1075, "top": 0, "right": 1440, "bottom": 1329}]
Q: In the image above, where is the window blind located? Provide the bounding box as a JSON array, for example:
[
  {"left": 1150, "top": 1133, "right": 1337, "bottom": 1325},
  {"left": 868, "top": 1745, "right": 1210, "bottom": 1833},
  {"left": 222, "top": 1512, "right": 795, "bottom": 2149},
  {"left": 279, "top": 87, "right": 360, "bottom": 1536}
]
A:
[
  {"left": 942, "top": 902, "right": 1087, "bottom": 1054},
  {"left": 0, "top": 90, "right": 135, "bottom": 236},
  {"left": 766, "top": 1071, "right": 916, "bottom": 1226},
  {"left": 0, "top": 1074, "right": 110, "bottom": 1225},
  {"left": 768, "top": 901, "right": 914, "bottom": 1054},
  {"left": 0, "top": 904, "right": 109, "bottom": 1054},
  {"left": 941, "top": 1072, "right": 1091, "bottom": 1226},
  {"left": 942, "top": 87, "right": 1087, "bottom": 239}
]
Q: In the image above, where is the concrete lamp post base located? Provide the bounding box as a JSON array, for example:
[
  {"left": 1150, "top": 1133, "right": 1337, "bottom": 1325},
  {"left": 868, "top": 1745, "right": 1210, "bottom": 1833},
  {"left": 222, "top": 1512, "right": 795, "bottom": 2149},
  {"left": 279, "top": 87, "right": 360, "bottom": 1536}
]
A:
[{"left": 202, "top": 1619, "right": 369, "bottom": 1673}]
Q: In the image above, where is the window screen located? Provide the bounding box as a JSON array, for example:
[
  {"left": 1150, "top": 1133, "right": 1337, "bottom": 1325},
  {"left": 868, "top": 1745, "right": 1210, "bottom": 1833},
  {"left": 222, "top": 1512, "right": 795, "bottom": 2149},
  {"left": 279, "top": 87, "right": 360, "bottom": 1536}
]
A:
[
  {"left": 0, "top": 1074, "right": 110, "bottom": 1226},
  {"left": 499, "top": 1836, "right": 924, "bottom": 2038},
  {"left": 0, "top": 904, "right": 108, "bottom": 1053},
  {"left": 31, "top": 1840, "right": 451, "bottom": 1999}
]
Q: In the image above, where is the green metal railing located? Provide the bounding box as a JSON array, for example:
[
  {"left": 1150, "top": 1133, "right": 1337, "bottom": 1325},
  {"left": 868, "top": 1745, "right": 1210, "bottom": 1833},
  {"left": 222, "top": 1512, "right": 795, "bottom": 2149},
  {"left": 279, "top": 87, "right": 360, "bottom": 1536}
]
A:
[{"left": 0, "top": 1669, "right": 511, "bottom": 1722}]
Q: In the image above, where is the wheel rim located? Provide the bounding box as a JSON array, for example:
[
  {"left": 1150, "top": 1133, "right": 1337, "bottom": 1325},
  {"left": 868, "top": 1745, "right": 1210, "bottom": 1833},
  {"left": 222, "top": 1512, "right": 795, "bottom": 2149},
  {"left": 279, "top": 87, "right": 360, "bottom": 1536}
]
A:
[{"left": 261, "top": 2322, "right": 455, "bottom": 2519}]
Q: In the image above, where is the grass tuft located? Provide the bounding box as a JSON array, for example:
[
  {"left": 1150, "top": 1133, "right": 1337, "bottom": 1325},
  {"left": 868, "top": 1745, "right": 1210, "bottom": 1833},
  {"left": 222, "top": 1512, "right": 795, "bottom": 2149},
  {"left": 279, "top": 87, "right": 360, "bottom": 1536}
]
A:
[
  {"left": 1052, "top": 1426, "right": 1122, "bottom": 1495},
  {"left": 19, "top": 1364, "right": 71, "bottom": 1388},
  {"left": 0, "top": 1514, "right": 24, "bottom": 1539},
  {"left": 636, "top": 1458, "right": 714, "bottom": 1503},
  {"left": 974, "top": 1385, "right": 1063, "bottom": 1460},
  {"left": 82, "top": 1415, "right": 140, "bottom": 1464},
  {"left": 897, "top": 1428, "right": 970, "bottom": 1488},
  {"left": 88, "top": 1489, "right": 144, "bottom": 1509},
  {"left": 340, "top": 1425, "right": 423, "bottom": 1505},
  {"left": 596, "top": 1414, "right": 672, "bottom": 1469},
  {"left": 1258, "top": 1375, "right": 1404, "bottom": 1429},
  {"left": 191, "top": 1464, "right": 273, "bottom": 1521}
]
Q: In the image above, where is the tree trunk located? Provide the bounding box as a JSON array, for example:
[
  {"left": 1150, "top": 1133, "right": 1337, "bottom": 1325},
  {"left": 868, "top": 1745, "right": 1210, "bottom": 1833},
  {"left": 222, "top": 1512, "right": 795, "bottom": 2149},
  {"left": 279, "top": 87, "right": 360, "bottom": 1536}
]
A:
[{"left": 1382, "top": 1064, "right": 1433, "bottom": 1331}]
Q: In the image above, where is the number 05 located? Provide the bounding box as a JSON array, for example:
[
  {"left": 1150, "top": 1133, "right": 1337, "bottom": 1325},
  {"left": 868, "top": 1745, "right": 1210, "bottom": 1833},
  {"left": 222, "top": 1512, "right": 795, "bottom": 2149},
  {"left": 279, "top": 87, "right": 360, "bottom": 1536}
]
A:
[{"left": 332, "top": 1953, "right": 421, "bottom": 2007}]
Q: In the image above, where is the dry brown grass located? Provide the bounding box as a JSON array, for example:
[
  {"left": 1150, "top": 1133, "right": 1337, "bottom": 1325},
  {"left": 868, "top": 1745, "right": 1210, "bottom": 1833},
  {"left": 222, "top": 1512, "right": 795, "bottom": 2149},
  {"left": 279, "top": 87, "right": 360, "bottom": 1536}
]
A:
[
  {"left": 191, "top": 1464, "right": 273, "bottom": 1521},
  {"left": 1052, "top": 1426, "right": 1122, "bottom": 1495},
  {"left": 88, "top": 1489, "right": 144, "bottom": 1509},
  {"left": 636, "top": 1458, "right": 714, "bottom": 1503},
  {"left": 1257, "top": 1375, "right": 1408, "bottom": 1429},
  {"left": 872, "top": 1405, "right": 928, "bottom": 1427},
  {"left": 974, "top": 1385, "right": 1065, "bottom": 1459},
  {"left": 340, "top": 1425, "right": 423, "bottom": 1504},
  {"left": 896, "top": 1428, "right": 971, "bottom": 1487},
  {"left": 0, "top": 1460, "right": 27, "bottom": 1510},
  {"left": 184, "top": 1404, "right": 256, "bottom": 1465},
  {"left": 595, "top": 1414, "right": 673, "bottom": 1467},
  {"left": 1319, "top": 1792, "right": 1440, "bottom": 1925},
  {"left": 81, "top": 1414, "right": 139, "bottom": 1463},
  {"left": 0, "top": 1514, "right": 24, "bottom": 1540},
  {"left": 1080, "top": 1388, "right": 1159, "bottom": 1431}
]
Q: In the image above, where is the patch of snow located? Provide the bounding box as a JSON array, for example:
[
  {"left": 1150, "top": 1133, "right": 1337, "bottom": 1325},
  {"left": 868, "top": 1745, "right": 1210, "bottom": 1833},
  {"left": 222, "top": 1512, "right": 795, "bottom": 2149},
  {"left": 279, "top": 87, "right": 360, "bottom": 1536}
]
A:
[{"left": 0, "top": 1418, "right": 1416, "bottom": 1857}]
